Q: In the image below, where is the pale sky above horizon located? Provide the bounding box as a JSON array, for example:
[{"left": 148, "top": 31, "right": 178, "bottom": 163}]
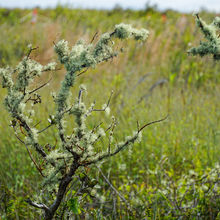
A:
[{"left": 0, "top": 0, "right": 219, "bottom": 13}]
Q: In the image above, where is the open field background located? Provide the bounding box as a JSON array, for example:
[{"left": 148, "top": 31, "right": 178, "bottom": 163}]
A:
[{"left": 0, "top": 6, "right": 220, "bottom": 219}]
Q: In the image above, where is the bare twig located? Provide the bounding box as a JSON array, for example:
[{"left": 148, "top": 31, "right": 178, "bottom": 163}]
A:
[
  {"left": 14, "top": 128, "right": 45, "bottom": 177},
  {"left": 15, "top": 115, "right": 48, "bottom": 159},
  {"left": 138, "top": 115, "right": 168, "bottom": 133},
  {"left": 77, "top": 67, "right": 89, "bottom": 77},
  {"left": 29, "top": 78, "right": 52, "bottom": 95},
  {"left": 96, "top": 166, "right": 132, "bottom": 210},
  {"left": 85, "top": 115, "right": 167, "bottom": 166},
  {"left": 26, "top": 46, "right": 39, "bottom": 59},
  {"left": 33, "top": 121, "right": 41, "bottom": 128},
  {"left": 24, "top": 144, "right": 45, "bottom": 177},
  {"left": 14, "top": 131, "right": 25, "bottom": 144},
  {"left": 91, "top": 122, "right": 103, "bottom": 133},
  {"left": 38, "top": 124, "right": 53, "bottom": 134},
  {"left": 90, "top": 31, "right": 99, "bottom": 44},
  {"left": 136, "top": 120, "right": 140, "bottom": 131}
]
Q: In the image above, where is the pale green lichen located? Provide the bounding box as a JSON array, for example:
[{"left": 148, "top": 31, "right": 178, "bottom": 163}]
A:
[
  {"left": 16, "top": 58, "right": 43, "bottom": 90},
  {"left": 43, "top": 62, "right": 57, "bottom": 71},
  {"left": 54, "top": 39, "right": 70, "bottom": 64},
  {"left": 0, "top": 67, "right": 14, "bottom": 89},
  {"left": 114, "top": 23, "right": 149, "bottom": 41},
  {"left": 0, "top": 24, "right": 150, "bottom": 209},
  {"left": 213, "top": 17, "right": 220, "bottom": 28},
  {"left": 54, "top": 24, "right": 149, "bottom": 122},
  {"left": 97, "top": 128, "right": 106, "bottom": 137},
  {"left": 188, "top": 15, "right": 220, "bottom": 60}
]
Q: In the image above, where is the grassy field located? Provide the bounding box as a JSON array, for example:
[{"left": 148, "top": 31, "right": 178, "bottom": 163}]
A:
[{"left": 0, "top": 6, "right": 220, "bottom": 219}]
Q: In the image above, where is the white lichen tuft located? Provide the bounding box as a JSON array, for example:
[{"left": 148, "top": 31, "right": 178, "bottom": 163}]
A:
[
  {"left": 105, "top": 106, "right": 110, "bottom": 116},
  {"left": 0, "top": 67, "right": 14, "bottom": 89},
  {"left": 46, "top": 149, "right": 66, "bottom": 163},
  {"left": 97, "top": 128, "right": 106, "bottom": 137},
  {"left": 43, "top": 62, "right": 57, "bottom": 71},
  {"left": 188, "top": 15, "right": 220, "bottom": 60},
  {"left": 79, "top": 84, "right": 87, "bottom": 91},
  {"left": 54, "top": 40, "right": 70, "bottom": 64},
  {"left": 114, "top": 23, "right": 149, "bottom": 41}
]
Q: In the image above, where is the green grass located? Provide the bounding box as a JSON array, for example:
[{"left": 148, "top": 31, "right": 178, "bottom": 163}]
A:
[{"left": 0, "top": 6, "right": 220, "bottom": 219}]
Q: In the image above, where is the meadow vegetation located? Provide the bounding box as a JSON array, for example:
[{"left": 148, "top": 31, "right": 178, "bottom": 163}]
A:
[{"left": 0, "top": 6, "right": 220, "bottom": 219}]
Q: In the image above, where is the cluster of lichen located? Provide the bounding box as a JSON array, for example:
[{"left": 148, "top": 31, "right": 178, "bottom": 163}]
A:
[
  {"left": 0, "top": 55, "right": 56, "bottom": 150},
  {"left": 0, "top": 23, "right": 148, "bottom": 205},
  {"left": 188, "top": 15, "right": 220, "bottom": 60}
]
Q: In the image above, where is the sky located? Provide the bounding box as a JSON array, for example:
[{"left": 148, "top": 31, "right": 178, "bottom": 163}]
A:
[{"left": 0, "top": 0, "right": 219, "bottom": 13}]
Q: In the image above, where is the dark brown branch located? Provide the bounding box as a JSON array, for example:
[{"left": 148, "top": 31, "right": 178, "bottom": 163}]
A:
[
  {"left": 138, "top": 115, "right": 168, "bottom": 133},
  {"left": 38, "top": 124, "right": 53, "bottom": 134},
  {"left": 84, "top": 137, "right": 136, "bottom": 166},
  {"left": 29, "top": 77, "right": 52, "bottom": 95},
  {"left": 105, "top": 118, "right": 116, "bottom": 133},
  {"left": 15, "top": 115, "right": 48, "bottom": 159},
  {"left": 110, "top": 30, "right": 116, "bottom": 37},
  {"left": 44, "top": 161, "right": 80, "bottom": 220},
  {"left": 33, "top": 121, "right": 41, "bottom": 128},
  {"left": 24, "top": 93, "right": 41, "bottom": 104},
  {"left": 13, "top": 127, "right": 45, "bottom": 177},
  {"left": 85, "top": 115, "right": 168, "bottom": 166},
  {"left": 26, "top": 46, "right": 39, "bottom": 59},
  {"left": 90, "top": 31, "right": 99, "bottom": 43},
  {"left": 14, "top": 131, "right": 25, "bottom": 144},
  {"left": 77, "top": 67, "right": 89, "bottom": 77},
  {"left": 24, "top": 144, "right": 45, "bottom": 177},
  {"left": 195, "top": 13, "right": 203, "bottom": 29},
  {"left": 91, "top": 122, "right": 103, "bottom": 133}
]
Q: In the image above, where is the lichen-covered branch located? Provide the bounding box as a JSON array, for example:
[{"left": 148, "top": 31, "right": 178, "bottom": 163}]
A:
[
  {"left": 0, "top": 23, "right": 151, "bottom": 219},
  {"left": 188, "top": 14, "right": 220, "bottom": 60}
]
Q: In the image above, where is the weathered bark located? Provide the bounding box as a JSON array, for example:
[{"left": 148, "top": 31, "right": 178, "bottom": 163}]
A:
[{"left": 44, "top": 162, "right": 80, "bottom": 220}]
